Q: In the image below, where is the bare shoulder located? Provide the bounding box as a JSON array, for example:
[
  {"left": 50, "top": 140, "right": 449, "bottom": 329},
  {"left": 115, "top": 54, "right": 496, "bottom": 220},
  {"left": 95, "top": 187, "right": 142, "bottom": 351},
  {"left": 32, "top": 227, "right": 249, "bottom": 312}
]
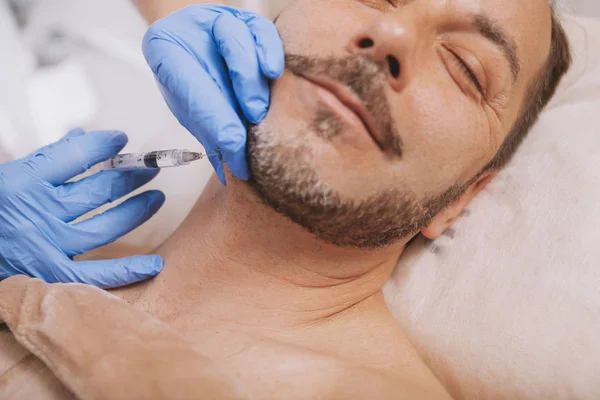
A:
[
  {"left": 206, "top": 329, "right": 452, "bottom": 400},
  {"left": 0, "top": 326, "right": 75, "bottom": 400}
]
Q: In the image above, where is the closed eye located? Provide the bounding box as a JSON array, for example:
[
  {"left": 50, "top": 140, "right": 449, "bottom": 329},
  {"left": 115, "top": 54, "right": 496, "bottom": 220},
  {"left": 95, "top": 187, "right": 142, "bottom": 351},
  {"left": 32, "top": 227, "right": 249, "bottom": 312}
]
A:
[
  {"left": 357, "top": 0, "right": 395, "bottom": 11},
  {"left": 446, "top": 47, "right": 484, "bottom": 95}
]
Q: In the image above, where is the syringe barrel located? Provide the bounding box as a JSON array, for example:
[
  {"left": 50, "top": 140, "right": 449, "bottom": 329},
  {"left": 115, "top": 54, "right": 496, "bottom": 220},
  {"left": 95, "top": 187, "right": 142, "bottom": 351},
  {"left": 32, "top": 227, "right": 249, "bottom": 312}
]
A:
[{"left": 104, "top": 149, "right": 191, "bottom": 170}]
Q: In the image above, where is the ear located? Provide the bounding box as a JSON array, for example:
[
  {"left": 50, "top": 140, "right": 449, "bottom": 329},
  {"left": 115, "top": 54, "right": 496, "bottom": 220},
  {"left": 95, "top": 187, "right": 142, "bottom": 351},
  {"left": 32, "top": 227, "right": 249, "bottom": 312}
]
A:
[{"left": 421, "top": 170, "right": 498, "bottom": 240}]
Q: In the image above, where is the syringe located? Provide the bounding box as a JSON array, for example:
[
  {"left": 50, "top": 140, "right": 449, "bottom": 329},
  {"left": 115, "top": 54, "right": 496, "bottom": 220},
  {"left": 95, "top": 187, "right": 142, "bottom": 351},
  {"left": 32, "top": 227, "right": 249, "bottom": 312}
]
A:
[{"left": 102, "top": 149, "right": 207, "bottom": 170}]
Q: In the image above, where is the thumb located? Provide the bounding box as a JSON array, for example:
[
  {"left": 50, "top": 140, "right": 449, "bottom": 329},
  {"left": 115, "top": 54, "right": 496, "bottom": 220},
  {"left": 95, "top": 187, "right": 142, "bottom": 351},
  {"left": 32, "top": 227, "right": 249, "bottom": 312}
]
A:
[{"left": 69, "top": 255, "right": 163, "bottom": 289}]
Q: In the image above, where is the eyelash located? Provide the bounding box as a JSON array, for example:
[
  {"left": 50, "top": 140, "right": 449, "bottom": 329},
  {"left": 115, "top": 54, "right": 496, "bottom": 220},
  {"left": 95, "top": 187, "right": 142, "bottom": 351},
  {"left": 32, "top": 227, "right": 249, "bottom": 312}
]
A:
[
  {"left": 356, "top": 0, "right": 395, "bottom": 11},
  {"left": 447, "top": 48, "right": 484, "bottom": 95}
]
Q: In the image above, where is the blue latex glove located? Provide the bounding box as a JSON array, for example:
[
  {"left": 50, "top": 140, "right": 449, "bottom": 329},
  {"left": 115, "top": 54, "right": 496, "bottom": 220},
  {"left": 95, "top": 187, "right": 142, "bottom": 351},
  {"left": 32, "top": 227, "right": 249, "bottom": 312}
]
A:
[
  {"left": 0, "top": 128, "right": 165, "bottom": 289},
  {"left": 143, "top": 5, "right": 285, "bottom": 184}
]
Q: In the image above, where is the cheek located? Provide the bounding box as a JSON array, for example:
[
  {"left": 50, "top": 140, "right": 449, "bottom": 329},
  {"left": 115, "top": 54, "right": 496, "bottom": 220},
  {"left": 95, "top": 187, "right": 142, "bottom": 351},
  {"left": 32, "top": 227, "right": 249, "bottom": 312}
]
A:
[
  {"left": 393, "top": 76, "right": 493, "bottom": 193},
  {"left": 276, "top": 0, "right": 378, "bottom": 56}
]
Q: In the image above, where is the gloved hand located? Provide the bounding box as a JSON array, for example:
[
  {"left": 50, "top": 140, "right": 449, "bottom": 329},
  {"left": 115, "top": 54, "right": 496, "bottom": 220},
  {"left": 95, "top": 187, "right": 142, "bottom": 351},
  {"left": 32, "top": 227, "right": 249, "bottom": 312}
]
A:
[
  {"left": 143, "top": 5, "right": 285, "bottom": 184},
  {"left": 0, "top": 128, "right": 165, "bottom": 289}
]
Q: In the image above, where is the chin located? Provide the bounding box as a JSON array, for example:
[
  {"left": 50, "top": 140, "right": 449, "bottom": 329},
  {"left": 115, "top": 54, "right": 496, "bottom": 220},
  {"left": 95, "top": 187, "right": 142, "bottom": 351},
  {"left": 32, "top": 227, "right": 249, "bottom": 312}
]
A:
[{"left": 246, "top": 121, "right": 433, "bottom": 249}]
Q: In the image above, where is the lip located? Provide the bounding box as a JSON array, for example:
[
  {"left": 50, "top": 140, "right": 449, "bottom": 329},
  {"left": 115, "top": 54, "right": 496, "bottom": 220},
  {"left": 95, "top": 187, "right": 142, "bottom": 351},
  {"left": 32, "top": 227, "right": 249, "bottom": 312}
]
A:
[{"left": 300, "top": 74, "right": 385, "bottom": 151}]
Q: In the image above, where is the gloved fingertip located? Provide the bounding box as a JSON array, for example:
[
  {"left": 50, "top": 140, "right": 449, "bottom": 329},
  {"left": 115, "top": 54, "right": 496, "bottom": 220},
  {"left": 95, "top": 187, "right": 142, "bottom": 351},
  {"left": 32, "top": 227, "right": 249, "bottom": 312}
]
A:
[
  {"left": 260, "top": 50, "right": 285, "bottom": 80},
  {"left": 124, "top": 255, "right": 164, "bottom": 281},
  {"left": 221, "top": 142, "right": 250, "bottom": 182},
  {"left": 122, "top": 255, "right": 163, "bottom": 285},
  {"left": 144, "top": 190, "right": 166, "bottom": 212},
  {"left": 246, "top": 104, "right": 269, "bottom": 124},
  {"left": 208, "top": 155, "right": 227, "bottom": 186},
  {"left": 144, "top": 255, "right": 164, "bottom": 276},
  {"left": 63, "top": 128, "right": 86, "bottom": 140},
  {"left": 257, "top": 107, "right": 268, "bottom": 122},
  {"left": 217, "top": 169, "right": 227, "bottom": 186},
  {"left": 266, "top": 63, "right": 285, "bottom": 80},
  {"left": 108, "top": 131, "right": 128, "bottom": 145},
  {"left": 230, "top": 163, "right": 251, "bottom": 181}
]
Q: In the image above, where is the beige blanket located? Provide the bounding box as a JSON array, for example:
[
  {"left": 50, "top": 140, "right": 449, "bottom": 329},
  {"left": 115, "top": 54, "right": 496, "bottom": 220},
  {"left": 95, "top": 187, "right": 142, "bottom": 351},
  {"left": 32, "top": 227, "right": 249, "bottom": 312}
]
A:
[{"left": 0, "top": 275, "right": 248, "bottom": 400}]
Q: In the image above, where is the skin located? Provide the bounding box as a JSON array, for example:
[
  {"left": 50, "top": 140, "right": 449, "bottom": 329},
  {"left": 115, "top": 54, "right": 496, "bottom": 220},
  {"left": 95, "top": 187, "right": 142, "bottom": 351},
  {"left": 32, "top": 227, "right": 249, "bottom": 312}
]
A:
[
  {"left": 132, "top": 0, "right": 232, "bottom": 23},
  {"left": 114, "top": 0, "right": 553, "bottom": 398}
]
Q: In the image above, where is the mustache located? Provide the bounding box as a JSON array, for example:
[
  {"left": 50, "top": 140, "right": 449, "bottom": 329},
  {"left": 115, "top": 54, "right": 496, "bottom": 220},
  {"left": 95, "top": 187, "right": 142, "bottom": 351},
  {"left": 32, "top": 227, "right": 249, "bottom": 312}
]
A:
[{"left": 284, "top": 53, "right": 402, "bottom": 158}]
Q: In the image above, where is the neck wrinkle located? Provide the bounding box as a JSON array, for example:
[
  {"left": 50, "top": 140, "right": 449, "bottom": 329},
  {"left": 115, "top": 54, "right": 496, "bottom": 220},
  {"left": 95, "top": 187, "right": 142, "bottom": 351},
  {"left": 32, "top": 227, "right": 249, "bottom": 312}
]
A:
[{"left": 145, "top": 176, "right": 406, "bottom": 329}]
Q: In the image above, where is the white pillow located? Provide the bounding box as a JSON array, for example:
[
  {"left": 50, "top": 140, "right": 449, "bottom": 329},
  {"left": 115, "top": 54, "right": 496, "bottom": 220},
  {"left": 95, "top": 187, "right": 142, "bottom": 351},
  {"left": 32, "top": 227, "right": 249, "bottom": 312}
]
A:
[{"left": 384, "top": 15, "right": 600, "bottom": 400}]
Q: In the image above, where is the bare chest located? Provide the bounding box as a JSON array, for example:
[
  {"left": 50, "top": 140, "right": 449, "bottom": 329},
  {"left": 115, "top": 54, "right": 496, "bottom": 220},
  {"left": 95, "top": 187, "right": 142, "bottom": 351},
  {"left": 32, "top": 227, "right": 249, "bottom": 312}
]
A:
[{"left": 166, "top": 320, "right": 409, "bottom": 400}]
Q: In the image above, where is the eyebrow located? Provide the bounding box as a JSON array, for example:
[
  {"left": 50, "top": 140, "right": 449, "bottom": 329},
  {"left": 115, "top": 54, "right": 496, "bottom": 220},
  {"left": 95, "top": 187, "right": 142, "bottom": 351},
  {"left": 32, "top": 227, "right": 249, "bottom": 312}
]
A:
[{"left": 471, "top": 13, "right": 521, "bottom": 84}]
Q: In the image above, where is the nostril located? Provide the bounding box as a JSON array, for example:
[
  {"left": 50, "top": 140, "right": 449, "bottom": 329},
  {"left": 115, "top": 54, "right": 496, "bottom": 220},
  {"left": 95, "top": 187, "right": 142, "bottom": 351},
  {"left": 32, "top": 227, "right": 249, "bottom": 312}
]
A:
[
  {"left": 387, "top": 55, "right": 400, "bottom": 78},
  {"left": 357, "top": 38, "right": 374, "bottom": 49}
]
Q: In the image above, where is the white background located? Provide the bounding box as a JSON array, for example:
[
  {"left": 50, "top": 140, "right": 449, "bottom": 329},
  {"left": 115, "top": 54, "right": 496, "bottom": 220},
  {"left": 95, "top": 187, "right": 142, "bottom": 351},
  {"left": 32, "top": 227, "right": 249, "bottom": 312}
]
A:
[{"left": 565, "top": 0, "right": 600, "bottom": 17}]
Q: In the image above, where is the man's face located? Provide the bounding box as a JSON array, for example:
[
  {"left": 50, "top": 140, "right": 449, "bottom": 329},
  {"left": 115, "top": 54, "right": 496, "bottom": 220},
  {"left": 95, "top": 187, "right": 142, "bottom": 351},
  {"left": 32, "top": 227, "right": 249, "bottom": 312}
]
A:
[{"left": 247, "top": 0, "right": 552, "bottom": 248}]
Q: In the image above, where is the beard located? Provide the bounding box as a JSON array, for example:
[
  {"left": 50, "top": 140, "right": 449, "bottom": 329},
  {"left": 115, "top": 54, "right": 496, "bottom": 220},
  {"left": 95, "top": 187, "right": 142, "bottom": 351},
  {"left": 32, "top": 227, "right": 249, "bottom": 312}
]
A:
[{"left": 246, "top": 54, "right": 467, "bottom": 249}]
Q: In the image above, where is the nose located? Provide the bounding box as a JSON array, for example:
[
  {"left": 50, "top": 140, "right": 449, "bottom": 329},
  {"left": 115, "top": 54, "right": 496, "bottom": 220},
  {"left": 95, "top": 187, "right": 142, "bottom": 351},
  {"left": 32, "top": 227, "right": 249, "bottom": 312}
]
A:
[{"left": 349, "top": 13, "right": 419, "bottom": 92}]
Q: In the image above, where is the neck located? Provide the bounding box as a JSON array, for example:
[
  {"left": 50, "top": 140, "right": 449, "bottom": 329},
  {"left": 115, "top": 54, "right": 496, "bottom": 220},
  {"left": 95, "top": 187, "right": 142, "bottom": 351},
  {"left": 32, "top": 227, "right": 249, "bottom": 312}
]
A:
[{"left": 129, "top": 175, "right": 406, "bottom": 329}]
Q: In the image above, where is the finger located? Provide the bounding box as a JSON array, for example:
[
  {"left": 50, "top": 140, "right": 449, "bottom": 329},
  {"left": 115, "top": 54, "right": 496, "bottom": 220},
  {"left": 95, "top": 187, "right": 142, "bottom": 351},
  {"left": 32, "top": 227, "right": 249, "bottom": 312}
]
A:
[
  {"left": 213, "top": 13, "right": 270, "bottom": 124},
  {"left": 67, "top": 255, "right": 163, "bottom": 289},
  {"left": 59, "top": 190, "right": 165, "bottom": 257},
  {"left": 22, "top": 128, "right": 86, "bottom": 161},
  {"left": 143, "top": 39, "right": 250, "bottom": 181},
  {"left": 143, "top": 22, "right": 240, "bottom": 122},
  {"left": 219, "top": 139, "right": 250, "bottom": 183},
  {"left": 23, "top": 131, "right": 129, "bottom": 186},
  {"left": 239, "top": 12, "right": 285, "bottom": 80},
  {"left": 53, "top": 169, "right": 160, "bottom": 222},
  {"left": 62, "top": 127, "right": 86, "bottom": 140},
  {"left": 208, "top": 153, "right": 226, "bottom": 185}
]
